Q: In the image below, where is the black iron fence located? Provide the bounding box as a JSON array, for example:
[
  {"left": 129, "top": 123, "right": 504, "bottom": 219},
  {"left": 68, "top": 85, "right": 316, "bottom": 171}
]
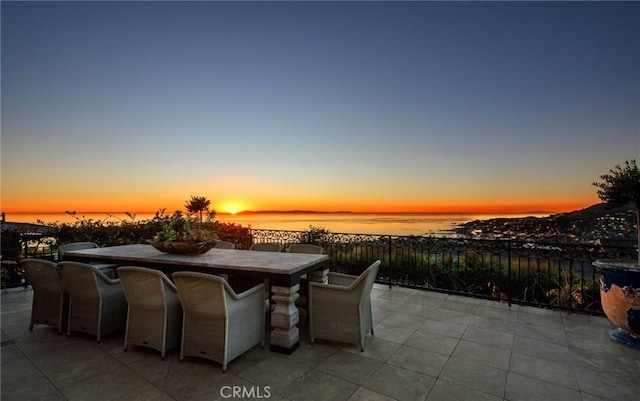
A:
[
  {"left": 245, "top": 228, "right": 637, "bottom": 316},
  {"left": 3, "top": 224, "right": 637, "bottom": 317}
]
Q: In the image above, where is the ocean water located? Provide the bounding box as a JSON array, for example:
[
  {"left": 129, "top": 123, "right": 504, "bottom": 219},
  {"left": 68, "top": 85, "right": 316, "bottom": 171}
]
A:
[{"left": 4, "top": 211, "right": 551, "bottom": 237}]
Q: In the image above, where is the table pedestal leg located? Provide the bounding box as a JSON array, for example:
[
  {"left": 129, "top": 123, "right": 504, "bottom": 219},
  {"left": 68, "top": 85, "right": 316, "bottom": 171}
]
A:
[{"left": 270, "top": 283, "right": 300, "bottom": 354}]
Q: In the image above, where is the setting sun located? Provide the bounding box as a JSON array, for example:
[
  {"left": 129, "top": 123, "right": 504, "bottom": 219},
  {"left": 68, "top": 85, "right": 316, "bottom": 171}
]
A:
[{"left": 219, "top": 200, "right": 249, "bottom": 215}]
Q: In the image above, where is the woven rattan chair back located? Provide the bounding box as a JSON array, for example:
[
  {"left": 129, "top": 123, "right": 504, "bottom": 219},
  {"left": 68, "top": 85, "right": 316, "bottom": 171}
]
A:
[
  {"left": 21, "top": 259, "right": 68, "bottom": 333},
  {"left": 117, "top": 266, "right": 181, "bottom": 359},
  {"left": 58, "top": 261, "right": 127, "bottom": 342},
  {"left": 118, "top": 267, "right": 169, "bottom": 307},
  {"left": 57, "top": 242, "right": 98, "bottom": 260},
  {"left": 309, "top": 260, "right": 381, "bottom": 351},
  {"left": 249, "top": 242, "right": 282, "bottom": 252},
  {"left": 287, "top": 244, "right": 324, "bottom": 254},
  {"left": 172, "top": 271, "right": 265, "bottom": 372},
  {"left": 57, "top": 242, "right": 118, "bottom": 278}
]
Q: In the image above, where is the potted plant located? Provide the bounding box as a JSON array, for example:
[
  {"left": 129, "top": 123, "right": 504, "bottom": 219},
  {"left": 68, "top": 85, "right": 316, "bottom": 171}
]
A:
[
  {"left": 149, "top": 215, "right": 218, "bottom": 255},
  {"left": 592, "top": 160, "right": 640, "bottom": 349}
]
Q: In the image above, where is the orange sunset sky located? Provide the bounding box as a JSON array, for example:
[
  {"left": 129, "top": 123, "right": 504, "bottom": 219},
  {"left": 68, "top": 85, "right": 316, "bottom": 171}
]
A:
[{"left": 2, "top": 2, "right": 638, "bottom": 217}]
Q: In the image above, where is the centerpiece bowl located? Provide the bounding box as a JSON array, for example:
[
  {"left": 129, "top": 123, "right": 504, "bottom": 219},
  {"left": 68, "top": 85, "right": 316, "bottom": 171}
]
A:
[
  {"left": 149, "top": 215, "right": 218, "bottom": 255},
  {"left": 148, "top": 240, "right": 215, "bottom": 255}
]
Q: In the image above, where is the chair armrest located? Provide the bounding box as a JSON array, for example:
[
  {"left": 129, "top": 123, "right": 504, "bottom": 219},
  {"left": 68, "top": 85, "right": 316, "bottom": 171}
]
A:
[
  {"left": 96, "top": 269, "right": 120, "bottom": 285},
  {"left": 309, "top": 282, "right": 363, "bottom": 307},
  {"left": 230, "top": 283, "right": 265, "bottom": 300},
  {"left": 309, "top": 281, "right": 354, "bottom": 292},
  {"left": 227, "top": 284, "right": 267, "bottom": 320},
  {"left": 309, "top": 284, "right": 362, "bottom": 310},
  {"left": 327, "top": 272, "right": 358, "bottom": 287},
  {"left": 161, "top": 274, "right": 178, "bottom": 292}
]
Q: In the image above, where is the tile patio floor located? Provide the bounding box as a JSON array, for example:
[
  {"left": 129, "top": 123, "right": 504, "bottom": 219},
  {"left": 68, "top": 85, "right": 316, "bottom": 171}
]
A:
[{"left": 2, "top": 283, "right": 639, "bottom": 401}]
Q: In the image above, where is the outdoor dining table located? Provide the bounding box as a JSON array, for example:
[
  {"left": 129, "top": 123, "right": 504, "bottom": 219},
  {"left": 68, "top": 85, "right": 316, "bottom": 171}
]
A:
[{"left": 62, "top": 243, "right": 330, "bottom": 354}]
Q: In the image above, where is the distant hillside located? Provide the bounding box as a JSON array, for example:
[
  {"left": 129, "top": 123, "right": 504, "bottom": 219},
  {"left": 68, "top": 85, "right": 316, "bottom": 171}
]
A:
[
  {"left": 558, "top": 203, "right": 635, "bottom": 219},
  {"left": 455, "top": 203, "right": 637, "bottom": 242}
]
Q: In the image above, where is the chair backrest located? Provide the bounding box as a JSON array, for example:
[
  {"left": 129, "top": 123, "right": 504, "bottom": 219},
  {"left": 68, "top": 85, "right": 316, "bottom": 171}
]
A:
[
  {"left": 214, "top": 241, "right": 235, "bottom": 249},
  {"left": 350, "top": 260, "right": 381, "bottom": 298},
  {"left": 361, "top": 260, "right": 380, "bottom": 297},
  {"left": 249, "top": 243, "right": 282, "bottom": 252},
  {"left": 288, "top": 244, "right": 324, "bottom": 254},
  {"left": 21, "top": 259, "right": 64, "bottom": 293},
  {"left": 57, "top": 261, "right": 109, "bottom": 299},
  {"left": 58, "top": 242, "right": 99, "bottom": 261},
  {"left": 172, "top": 272, "right": 234, "bottom": 316},
  {"left": 117, "top": 266, "right": 176, "bottom": 308}
]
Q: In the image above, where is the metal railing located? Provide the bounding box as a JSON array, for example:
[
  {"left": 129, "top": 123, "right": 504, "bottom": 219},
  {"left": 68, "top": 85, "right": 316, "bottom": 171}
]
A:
[
  {"left": 245, "top": 228, "right": 637, "bottom": 316},
  {"left": 3, "top": 225, "right": 637, "bottom": 316}
]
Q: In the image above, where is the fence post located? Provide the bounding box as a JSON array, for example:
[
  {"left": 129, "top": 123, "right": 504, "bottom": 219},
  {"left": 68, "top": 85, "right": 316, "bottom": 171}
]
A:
[
  {"left": 507, "top": 238, "right": 512, "bottom": 307},
  {"left": 388, "top": 236, "right": 392, "bottom": 288},
  {"left": 569, "top": 258, "right": 575, "bottom": 313}
]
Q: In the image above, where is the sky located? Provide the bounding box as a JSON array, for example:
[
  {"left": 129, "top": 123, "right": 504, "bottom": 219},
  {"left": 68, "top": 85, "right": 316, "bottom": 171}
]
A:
[{"left": 2, "top": 1, "right": 639, "bottom": 215}]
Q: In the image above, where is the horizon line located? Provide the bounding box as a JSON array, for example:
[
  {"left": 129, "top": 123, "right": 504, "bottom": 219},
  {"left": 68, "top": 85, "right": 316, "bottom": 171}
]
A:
[{"left": 3, "top": 208, "right": 566, "bottom": 216}]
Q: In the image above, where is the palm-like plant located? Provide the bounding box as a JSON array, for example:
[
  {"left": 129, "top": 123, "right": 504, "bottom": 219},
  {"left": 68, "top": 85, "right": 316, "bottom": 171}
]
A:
[
  {"left": 593, "top": 160, "right": 640, "bottom": 264},
  {"left": 185, "top": 196, "right": 211, "bottom": 223}
]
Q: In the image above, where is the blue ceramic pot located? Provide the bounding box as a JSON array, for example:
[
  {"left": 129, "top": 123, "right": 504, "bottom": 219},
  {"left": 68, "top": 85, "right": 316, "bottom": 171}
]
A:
[{"left": 593, "top": 260, "right": 640, "bottom": 349}]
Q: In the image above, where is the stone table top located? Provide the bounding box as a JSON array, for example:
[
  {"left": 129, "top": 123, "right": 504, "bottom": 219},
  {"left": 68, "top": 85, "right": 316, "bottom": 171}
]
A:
[{"left": 63, "top": 244, "right": 330, "bottom": 286}]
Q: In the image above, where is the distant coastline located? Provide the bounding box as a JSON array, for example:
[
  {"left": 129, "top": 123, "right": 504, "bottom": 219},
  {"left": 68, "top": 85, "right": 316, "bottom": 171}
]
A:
[
  {"left": 2, "top": 210, "right": 555, "bottom": 237},
  {"left": 4, "top": 209, "right": 556, "bottom": 216},
  {"left": 233, "top": 210, "right": 555, "bottom": 215},
  {"left": 455, "top": 203, "right": 636, "bottom": 243},
  {"left": 7, "top": 204, "right": 633, "bottom": 241}
]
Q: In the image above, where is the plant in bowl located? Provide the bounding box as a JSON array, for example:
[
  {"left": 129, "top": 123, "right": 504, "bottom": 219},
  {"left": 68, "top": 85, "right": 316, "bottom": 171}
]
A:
[{"left": 149, "top": 216, "right": 218, "bottom": 255}]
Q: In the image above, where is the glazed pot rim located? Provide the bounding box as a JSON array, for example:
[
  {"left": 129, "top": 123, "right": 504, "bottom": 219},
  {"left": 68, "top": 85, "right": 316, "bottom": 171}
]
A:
[{"left": 594, "top": 259, "right": 640, "bottom": 272}]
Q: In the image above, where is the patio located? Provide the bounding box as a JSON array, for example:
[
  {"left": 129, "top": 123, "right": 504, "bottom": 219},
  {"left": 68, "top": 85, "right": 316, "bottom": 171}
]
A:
[{"left": 2, "top": 283, "right": 639, "bottom": 401}]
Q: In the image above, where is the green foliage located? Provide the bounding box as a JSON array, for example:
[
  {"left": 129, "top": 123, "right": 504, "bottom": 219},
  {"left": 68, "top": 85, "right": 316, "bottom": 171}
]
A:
[
  {"left": 302, "top": 225, "right": 330, "bottom": 245},
  {"left": 46, "top": 211, "right": 169, "bottom": 246},
  {"left": 153, "top": 215, "right": 217, "bottom": 243},
  {"left": 213, "top": 222, "right": 252, "bottom": 249},
  {"left": 0, "top": 266, "right": 10, "bottom": 287},
  {"left": 593, "top": 159, "right": 640, "bottom": 264},
  {"left": 1, "top": 230, "right": 21, "bottom": 261},
  {"left": 327, "top": 243, "right": 598, "bottom": 312},
  {"left": 593, "top": 160, "right": 640, "bottom": 209},
  {"left": 0, "top": 261, "right": 21, "bottom": 289},
  {"left": 42, "top": 210, "right": 250, "bottom": 251},
  {"left": 329, "top": 242, "right": 387, "bottom": 277},
  {"left": 184, "top": 195, "right": 214, "bottom": 222},
  {"left": 546, "top": 268, "right": 592, "bottom": 309}
]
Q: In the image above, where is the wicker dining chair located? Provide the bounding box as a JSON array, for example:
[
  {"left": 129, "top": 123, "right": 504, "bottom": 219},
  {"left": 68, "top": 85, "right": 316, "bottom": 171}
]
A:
[
  {"left": 214, "top": 241, "right": 235, "bottom": 249},
  {"left": 249, "top": 242, "right": 282, "bottom": 252},
  {"left": 309, "top": 260, "right": 381, "bottom": 351},
  {"left": 58, "top": 261, "right": 127, "bottom": 342},
  {"left": 172, "top": 271, "right": 265, "bottom": 372},
  {"left": 58, "top": 242, "right": 119, "bottom": 278},
  {"left": 21, "top": 259, "right": 68, "bottom": 333},
  {"left": 117, "top": 266, "right": 182, "bottom": 359},
  {"left": 287, "top": 244, "right": 324, "bottom": 254}
]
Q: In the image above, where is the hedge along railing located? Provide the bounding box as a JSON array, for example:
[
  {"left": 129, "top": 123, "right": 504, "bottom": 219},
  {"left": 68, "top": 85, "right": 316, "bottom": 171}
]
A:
[{"left": 246, "top": 228, "right": 638, "bottom": 316}]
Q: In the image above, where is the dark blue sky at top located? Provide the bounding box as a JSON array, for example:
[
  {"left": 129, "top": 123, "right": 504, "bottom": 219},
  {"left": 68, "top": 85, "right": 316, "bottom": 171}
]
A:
[{"left": 2, "top": 1, "right": 639, "bottom": 212}]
